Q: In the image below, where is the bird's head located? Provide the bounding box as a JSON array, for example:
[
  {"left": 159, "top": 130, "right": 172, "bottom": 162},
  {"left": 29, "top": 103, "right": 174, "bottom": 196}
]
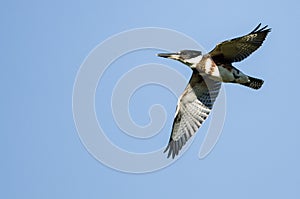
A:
[{"left": 157, "top": 50, "right": 202, "bottom": 68}]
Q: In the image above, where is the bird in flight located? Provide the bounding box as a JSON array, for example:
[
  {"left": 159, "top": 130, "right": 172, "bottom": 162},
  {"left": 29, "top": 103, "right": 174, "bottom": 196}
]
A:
[{"left": 157, "top": 24, "right": 271, "bottom": 158}]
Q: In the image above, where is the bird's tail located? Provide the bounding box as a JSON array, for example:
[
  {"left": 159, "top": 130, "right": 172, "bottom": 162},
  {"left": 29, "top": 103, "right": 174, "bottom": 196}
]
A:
[{"left": 240, "top": 76, "right": 264, "bottom": 89}]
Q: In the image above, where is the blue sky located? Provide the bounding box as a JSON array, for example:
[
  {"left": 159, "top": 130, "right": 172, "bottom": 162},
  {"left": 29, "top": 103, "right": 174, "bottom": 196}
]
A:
[{"left": 1, "top": 0, "right": 300, "bottom": 198}]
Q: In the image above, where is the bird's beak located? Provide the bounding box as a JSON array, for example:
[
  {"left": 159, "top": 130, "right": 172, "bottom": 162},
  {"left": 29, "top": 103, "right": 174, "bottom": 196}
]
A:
[{"left": 157, "top": 52, "right": 180, "bottom": 60}]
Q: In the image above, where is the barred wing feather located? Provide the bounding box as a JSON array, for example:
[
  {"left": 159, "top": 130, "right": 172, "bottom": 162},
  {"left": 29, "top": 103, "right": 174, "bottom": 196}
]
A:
[
  {"left": 164, "top": 71, "right": 221, "bottom": 158},
  {"left": 209, "top": 23, "right": 271, "bottom": 64}
]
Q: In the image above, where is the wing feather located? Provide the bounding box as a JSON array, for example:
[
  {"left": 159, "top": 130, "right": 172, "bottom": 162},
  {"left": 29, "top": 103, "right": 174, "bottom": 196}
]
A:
[
  {"left": 209, "top": 23, "right": 271, "bottom": 64},
  {"left": 164, "top": 70, "right": 221, "bottom": 158}
]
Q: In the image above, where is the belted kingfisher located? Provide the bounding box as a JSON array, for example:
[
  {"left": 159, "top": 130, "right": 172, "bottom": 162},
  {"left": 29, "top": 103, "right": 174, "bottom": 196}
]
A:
[{"left": 157, "top": 24, "right": 271, "bottom": 158}]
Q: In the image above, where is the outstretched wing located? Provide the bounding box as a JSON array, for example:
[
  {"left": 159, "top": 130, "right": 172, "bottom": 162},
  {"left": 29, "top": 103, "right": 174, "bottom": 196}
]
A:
[
  {"left": 164, "top": 70, "right": 221, "bottom": 158},
  {"left": 209, "top": 23, "right": 271, "bottom": 65}
]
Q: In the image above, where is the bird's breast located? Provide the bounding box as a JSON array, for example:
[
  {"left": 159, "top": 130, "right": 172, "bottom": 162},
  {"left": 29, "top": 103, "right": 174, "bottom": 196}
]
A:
[{"left": 196, "top": 57, "right": 222, "bottom": 81}]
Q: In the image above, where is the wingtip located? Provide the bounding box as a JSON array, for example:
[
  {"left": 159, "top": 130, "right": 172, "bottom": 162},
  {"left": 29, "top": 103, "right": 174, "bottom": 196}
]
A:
[
  {"left": 163, "top": 142, "right": 173, "bottom": 159},
  {"left": 164, "top": 140, "right": 178, "bottom": 159},
  {"left": 253, "top": 23, "right": 262, "bottom": 32},
  {"left": 250, "top": 23, "right": 271, "bottom": 34}
]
